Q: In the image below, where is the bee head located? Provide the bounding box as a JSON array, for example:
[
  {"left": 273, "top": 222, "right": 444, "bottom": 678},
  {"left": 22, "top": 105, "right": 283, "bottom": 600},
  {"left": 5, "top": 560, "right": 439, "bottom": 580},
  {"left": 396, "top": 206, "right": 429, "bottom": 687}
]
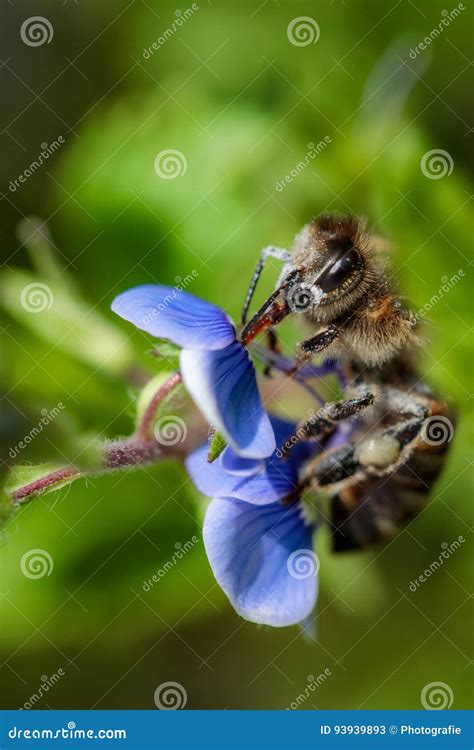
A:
[
  {"left": 289, "top": 215, "right": 372, "bottom": 316},
  {"left": 240, "top": 214, "right": 385, "bottom": 346}
]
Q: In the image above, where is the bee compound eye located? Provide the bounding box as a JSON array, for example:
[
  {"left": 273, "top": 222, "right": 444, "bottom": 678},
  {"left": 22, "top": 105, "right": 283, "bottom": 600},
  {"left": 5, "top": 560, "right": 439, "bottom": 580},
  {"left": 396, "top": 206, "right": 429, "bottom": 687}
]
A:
[{"left": 318, "top": 247, "right": 361, "bottom": 293}]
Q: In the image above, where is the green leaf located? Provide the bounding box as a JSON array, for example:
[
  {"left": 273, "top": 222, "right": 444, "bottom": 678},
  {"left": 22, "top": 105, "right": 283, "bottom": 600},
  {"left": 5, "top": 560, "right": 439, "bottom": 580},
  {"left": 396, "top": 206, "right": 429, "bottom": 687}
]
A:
[
  {"left": 207, "top": 430, "right": 227, "bottom": 463},
  {"left": 151, "top": 340, "right": 181, "bottom": 368},
  {"left": 0, "top": 268, "right": 134, "bottom": 376}
]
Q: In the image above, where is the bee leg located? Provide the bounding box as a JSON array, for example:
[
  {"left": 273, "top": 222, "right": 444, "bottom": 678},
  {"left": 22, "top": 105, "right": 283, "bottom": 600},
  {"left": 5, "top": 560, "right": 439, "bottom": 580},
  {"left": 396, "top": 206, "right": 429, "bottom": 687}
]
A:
[
  {"left": 240, "top": 246, "right": 291, "bottom": 324},
  {"left": 297, "top": 325, "right": 339, "bottom": 362},
  {"left": 383, "top": 386, "right": 430, "bottom": 420},
  {"left": 295, "top": 395, "right": 447, "bottom": 551},
  {"left": 263, "top": 328, "right": 281, "bottom": 377},
  {"left": 278, "top": 390, "right": 374, "bottom": 457},
  {"left": 304, "top": 413, "right": 429, "bottom": 492}
]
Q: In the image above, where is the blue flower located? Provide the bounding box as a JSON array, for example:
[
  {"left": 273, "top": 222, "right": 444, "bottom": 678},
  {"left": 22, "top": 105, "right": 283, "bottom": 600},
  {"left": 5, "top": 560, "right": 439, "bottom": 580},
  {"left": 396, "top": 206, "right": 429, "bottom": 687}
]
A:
[
  {"left": 111, "top": 285, "right": 275, "bottom": 459},
  {"left": 186, "top": 417, "right": 320, "bottom": 627},
  {"left": 186, "top": 416, "right": 313, "bottom": 505}
]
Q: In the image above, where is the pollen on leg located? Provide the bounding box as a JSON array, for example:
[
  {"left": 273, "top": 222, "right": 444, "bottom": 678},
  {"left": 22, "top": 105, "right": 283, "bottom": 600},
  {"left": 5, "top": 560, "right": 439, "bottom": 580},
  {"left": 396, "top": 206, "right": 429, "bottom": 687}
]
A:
[{"left": 356, "top": 434, "right": 400, "bottom": 468}]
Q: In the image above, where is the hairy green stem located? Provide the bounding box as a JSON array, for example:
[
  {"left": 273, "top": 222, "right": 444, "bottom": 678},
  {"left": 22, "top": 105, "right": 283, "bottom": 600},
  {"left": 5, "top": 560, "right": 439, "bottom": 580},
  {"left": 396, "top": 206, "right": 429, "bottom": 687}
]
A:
[
  {"left": 11, "top": 467, "right": 82, "bottom": 502},
  {"left": 137, "top": 371, "right": 183, "bottom": 442},
  {"left": 10, "top": 372, "right": 194, "bottom": 506}
]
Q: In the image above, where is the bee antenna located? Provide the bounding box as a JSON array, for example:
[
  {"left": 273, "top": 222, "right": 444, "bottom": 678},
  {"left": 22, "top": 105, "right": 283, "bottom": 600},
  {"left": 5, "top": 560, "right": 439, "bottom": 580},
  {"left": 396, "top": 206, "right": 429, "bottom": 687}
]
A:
[
  {"left": 241, "top": 257, "right": 266, "bottom": 324},
  {"left": 240, "top": 246, "right": 291, "bottom": 324}
]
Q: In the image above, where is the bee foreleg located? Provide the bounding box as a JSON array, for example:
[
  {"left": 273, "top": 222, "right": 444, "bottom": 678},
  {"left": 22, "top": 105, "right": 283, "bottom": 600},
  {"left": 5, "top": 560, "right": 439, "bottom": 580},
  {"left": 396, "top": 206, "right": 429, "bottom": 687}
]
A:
[{"left": 298, "top": 325, "right": 339, "bottom": 360}]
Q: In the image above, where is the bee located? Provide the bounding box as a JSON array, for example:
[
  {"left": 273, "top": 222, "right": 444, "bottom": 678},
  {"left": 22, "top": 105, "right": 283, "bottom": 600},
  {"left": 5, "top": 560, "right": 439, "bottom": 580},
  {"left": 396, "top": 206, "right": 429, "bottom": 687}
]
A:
[{"left": 240, "top": 214, "right": 455, "bottom": 551}]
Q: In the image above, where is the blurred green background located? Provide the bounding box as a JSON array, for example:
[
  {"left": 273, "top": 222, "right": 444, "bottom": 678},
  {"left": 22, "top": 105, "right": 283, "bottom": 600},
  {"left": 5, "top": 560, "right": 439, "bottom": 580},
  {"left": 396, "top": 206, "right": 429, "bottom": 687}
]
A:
[{"left": 0, "top": 0, "right": 472, "bottom": 710}]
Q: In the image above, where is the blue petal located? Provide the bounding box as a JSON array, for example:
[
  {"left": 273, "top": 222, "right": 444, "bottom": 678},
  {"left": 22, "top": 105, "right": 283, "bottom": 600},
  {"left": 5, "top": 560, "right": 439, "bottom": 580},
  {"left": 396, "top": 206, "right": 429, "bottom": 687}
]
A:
[
  {"left": 203, "top": 498, "right": 318, "bottom": 627},
  {"left": 180, "top": 342, "right": 275, "bottom": 459},
  {"left": 111, "top": 285, "right": 235, "bottom": 350},
  {"left": 221, "top": 449, "right": 264, "bottom": 477},
  {"left": 186, "top": 444, "right": 298, "bottom": 504},
  {"left": 185, "top": 415, "right": 315, "bottom": 505},
  {"left": 269, "top": 415, "right": 301, "bottom": 448}
]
